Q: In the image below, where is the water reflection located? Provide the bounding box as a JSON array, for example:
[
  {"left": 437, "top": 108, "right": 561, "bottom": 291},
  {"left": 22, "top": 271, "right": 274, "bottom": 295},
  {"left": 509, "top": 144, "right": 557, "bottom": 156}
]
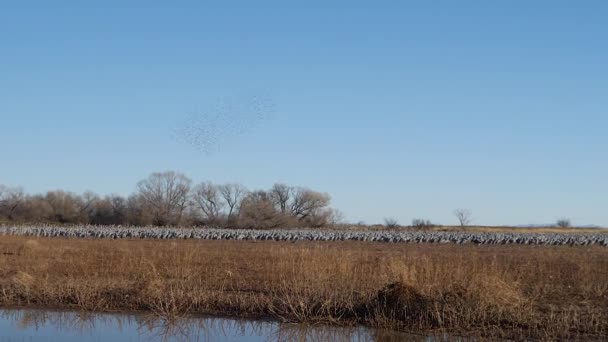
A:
[{"left": 0, "top": 309, "right": 462, "bottom": 341}]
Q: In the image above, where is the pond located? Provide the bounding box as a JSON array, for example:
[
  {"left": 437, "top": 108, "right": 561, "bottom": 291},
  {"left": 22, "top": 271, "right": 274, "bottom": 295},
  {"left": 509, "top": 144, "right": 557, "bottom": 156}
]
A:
[{"left": 0, "top": 309, "right": 463, "bottom": 342}]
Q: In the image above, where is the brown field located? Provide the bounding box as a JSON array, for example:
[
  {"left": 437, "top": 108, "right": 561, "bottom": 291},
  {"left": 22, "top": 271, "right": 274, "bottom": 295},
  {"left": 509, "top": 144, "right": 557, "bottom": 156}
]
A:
[{"left": 0, "top": 236, "right": 607, "bottom": 340}]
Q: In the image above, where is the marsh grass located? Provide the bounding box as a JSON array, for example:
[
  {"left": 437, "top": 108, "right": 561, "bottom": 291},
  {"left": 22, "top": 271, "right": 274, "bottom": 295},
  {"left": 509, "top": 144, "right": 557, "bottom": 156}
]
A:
[{"left": 0, "top": 236, "right": 606, "bottom": 339}]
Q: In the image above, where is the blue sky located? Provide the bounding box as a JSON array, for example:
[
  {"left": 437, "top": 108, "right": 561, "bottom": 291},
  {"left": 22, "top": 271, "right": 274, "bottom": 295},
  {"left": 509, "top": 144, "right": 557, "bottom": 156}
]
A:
[{"left": 1, "top": 1, "right": 607, "bottom": 226}]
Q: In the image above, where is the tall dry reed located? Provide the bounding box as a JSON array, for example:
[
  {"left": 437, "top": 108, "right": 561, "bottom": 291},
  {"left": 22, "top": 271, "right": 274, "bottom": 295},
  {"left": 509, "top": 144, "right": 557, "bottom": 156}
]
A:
[{"left": 0, "top": 236, "right": 606, "bottom": 339}]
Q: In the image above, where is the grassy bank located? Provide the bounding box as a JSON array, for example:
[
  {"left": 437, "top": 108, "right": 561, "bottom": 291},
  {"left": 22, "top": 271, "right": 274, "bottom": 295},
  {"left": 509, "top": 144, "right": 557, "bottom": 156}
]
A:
[{"left": 0, "top": 236, "right": 606, "bottom": 339}]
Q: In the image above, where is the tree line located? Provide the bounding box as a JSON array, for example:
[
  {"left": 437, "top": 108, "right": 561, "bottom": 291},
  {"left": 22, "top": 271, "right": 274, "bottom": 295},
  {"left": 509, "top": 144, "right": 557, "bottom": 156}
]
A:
[{"left": 0, "top": 171, "right": 342, "bottom": 229}]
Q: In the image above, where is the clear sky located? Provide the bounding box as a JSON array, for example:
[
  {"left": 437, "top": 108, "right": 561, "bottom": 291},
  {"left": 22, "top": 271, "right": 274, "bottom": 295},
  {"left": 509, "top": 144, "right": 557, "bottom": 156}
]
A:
[{"left": 1, "top": 1, "right": 607, "bottom": 226}]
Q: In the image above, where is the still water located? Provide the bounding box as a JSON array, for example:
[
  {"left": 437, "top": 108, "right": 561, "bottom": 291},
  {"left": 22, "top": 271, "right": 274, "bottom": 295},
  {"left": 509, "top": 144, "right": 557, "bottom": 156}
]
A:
[{"left": 0, "top": 309, "right": 457, "bottom": 342}]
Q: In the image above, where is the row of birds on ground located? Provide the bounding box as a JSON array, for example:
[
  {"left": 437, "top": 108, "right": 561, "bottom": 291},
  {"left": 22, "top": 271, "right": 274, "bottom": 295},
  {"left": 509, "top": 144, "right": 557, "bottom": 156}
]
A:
[{"left": 1, "top": 225, "right": 606, "bottom": 247}]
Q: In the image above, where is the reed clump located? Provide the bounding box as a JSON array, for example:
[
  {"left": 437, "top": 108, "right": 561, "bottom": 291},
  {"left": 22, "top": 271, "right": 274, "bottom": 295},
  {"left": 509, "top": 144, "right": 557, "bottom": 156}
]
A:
[{"left": 0, "top": 235, "right": 606, "bottom": 339}]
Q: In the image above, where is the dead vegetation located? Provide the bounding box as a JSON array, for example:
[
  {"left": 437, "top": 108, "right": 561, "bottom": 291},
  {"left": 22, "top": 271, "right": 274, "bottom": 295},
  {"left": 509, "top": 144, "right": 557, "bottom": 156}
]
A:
[{"left": 0, "top": 236, "right": 606, "bottom": 339}]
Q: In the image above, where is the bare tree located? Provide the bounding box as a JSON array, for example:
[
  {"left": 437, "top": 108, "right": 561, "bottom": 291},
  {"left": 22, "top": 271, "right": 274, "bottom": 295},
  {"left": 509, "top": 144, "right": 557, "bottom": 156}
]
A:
[
  {"left": 109, "top": 194, "right": 127, "bottom": 224},
  {"left": 126, "top": 194, "right": 150, "bottom": 226},
  {"left": 77, "top": 191, "right": 99, "bottom": 222},
  {"left": 556, "top": 218, "right": 571, "bottom": 228},
  {"left": 89, "top": 194, "right": 128, "bottom": 225},
  {"left": 270, "top": 183, "right": 292, "bottom": 214},
  {"left": 239, "top": 190, "right": 285, "bottom": 229},
  {"left": 20, "top": 194, "right": 52, "bottom": 223},
  {"left": 304, "top": 208, "right": 335, "bottom": 228},
  {"left": 0, "top": 185, "right": 25, "bottom": 220},
  {"left": 454, "top": 209, "right": 472, "bottom": 228},
  {"left": 192, "top": 182, "right": 224, "bottom": 224},
  {"left": 44, "top": 190, "right": 82, "bottom": 223},
  {"left": 136, "top": 171, "right": 192, "bottom": 226},
  {"left": 328, "top": 209, "right": 345, "bottom": 225},
  {"left": 89, "top": 197, "right": 113, "bottom": 225},
  {"left": 384, "top": 217, "right": 399, "bottom": 228},
  {"left": 218, "top": 183, "right": 247, "bottom": 218},
  {"left": 290, "top": 188, "right": 330, "bottom": 220}
]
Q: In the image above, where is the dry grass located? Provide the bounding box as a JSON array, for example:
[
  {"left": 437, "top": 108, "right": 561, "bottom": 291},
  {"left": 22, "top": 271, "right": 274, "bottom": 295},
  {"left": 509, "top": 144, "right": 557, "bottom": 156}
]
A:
[{"left": 0, "top": 236, "right": 606, "bottom": 339}]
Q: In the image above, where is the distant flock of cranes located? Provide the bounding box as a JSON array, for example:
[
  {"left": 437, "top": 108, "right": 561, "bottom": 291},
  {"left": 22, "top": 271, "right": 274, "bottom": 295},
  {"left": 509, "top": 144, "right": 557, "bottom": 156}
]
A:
[{"left": 1, "top": 225, "right": 606, "bottom": 247}]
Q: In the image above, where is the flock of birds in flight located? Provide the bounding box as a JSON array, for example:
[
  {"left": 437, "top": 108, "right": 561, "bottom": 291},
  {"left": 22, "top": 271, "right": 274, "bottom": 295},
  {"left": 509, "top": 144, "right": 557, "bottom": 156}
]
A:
[{"left": 172, "top": 94, "right": 275, "bottom": 154}]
